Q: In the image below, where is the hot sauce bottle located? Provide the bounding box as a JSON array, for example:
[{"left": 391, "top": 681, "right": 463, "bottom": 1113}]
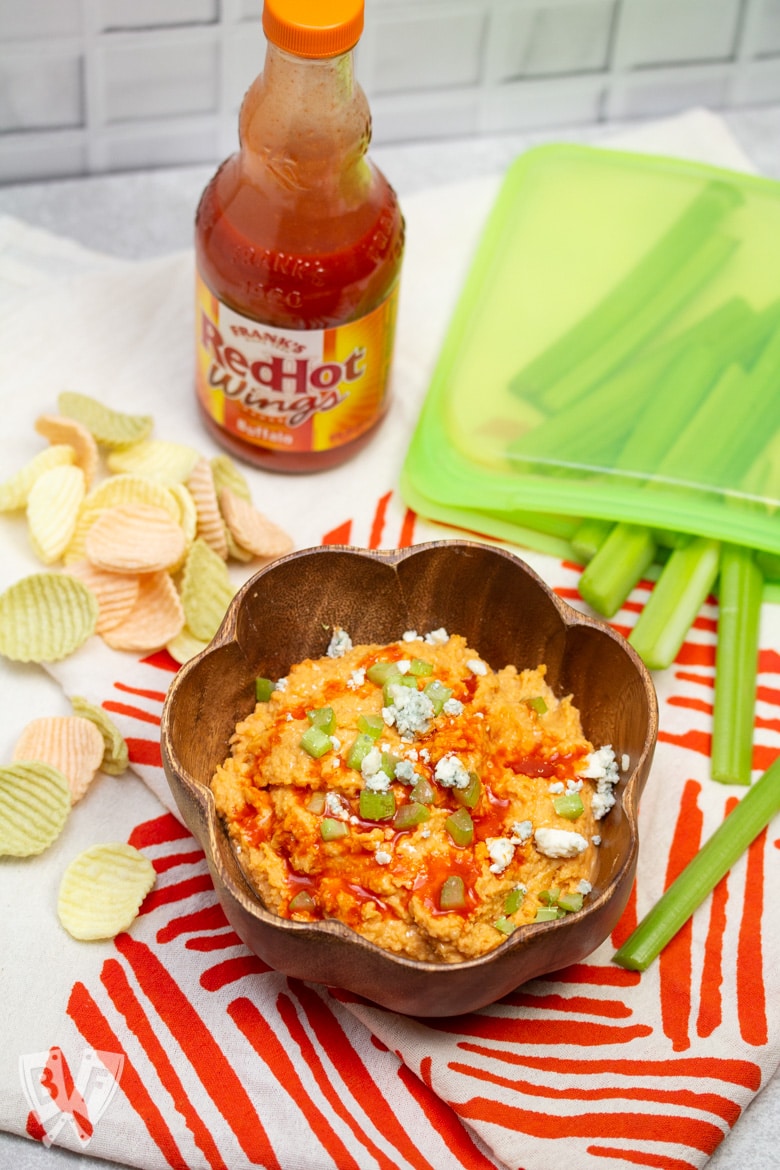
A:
[{"left": 194, "top": 0, "right": 405, "bottom": 472}]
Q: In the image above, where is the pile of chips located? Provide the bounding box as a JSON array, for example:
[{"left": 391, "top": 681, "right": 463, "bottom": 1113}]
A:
[
  {"left": 0, "top": 391, "right": 294, "bottom": 665},
  {"left": 0, "top": 697, "right": 153, "bottom": 939}
]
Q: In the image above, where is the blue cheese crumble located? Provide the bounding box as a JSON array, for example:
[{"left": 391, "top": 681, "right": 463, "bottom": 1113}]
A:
[
  {"left": 534, "top": 827, "right": 589, "bottom": 858},
  {"left": 578, "top": 745, "right": 620, "bottom": 820},
  {"left": 434, "top": 753, "right": 470, "bottom": 789},
  {"left": 382, "top": 684, "right": 434, "bottom": 738},
  {"left": 326, "top": 628, "right": 353, "bottom": 658}
]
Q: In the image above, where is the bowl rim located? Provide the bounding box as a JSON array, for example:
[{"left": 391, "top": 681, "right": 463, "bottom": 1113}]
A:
[{"left": 161, "top": 538, "right": 658, "bottom": 973}]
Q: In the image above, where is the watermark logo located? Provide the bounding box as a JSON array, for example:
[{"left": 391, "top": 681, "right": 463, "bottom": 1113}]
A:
[{"left": 19, "top": 1046, "right": 124, "bottom": 1149}]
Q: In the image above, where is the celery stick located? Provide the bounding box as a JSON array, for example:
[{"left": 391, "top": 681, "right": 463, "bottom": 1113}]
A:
[
  {"left": 571, "top": 518, "right": 612, "bottom": 564},
  {"left": 579, "top": 524, "right": 657, "bottom": 618},
  {"left": 711, "top": 546, "right": 763, "bottom": 786},
  {"left": 538, "top": 233, "right": 737, "bottom": 413},
  {"left": 719, "top": 325, "right": 780, "bottom": 488},
  {"left": 613, "top": 754, "right": 780, "bottom": 971},
  {"left": 510, "top": 180, "right": 742, "bottom": 402},
  {"left": 510, "top": 296, "right": 750, "bottom": 467},
  {"left": 756, "top": 549, "right": 780, "bottom": 581},
  {"left": 628, "top": 537, "right": 720, "bottom": 670}
]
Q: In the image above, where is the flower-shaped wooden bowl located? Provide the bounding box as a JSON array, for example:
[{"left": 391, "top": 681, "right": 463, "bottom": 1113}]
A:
[{"left": 161, "top": 540, "right": 657, "bottom": 1017}]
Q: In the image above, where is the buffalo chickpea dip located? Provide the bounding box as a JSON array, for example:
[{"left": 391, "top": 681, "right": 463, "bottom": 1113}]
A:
[{"left": 210, "top": 628, "right": 625, "bottom": 963}]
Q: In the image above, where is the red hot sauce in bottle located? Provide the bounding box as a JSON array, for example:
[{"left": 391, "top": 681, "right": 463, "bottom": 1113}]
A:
[{"left": 194, "top": 0, "right": 405, "bottom": 472}]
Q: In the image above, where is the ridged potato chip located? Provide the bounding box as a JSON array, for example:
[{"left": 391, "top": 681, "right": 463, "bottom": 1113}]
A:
[
  {"left": 106, "top": 439, "right": 200, "bottom": 486},
  {"left": 63, "top": 474, "right": 180, "bottom": 566},
  {"left": 102, "top": 570, "right": 184, "bottom": 652},
  {"left": 224, "top": 528, "right": 255, "bottom": 563},
  {"left": 0, "top": 761, "right": 71, "bottom": 857},
  {"left": 0, "top": 444, "right": 76, "bottom": 512},
  {"left": 186, "top": 457, "right": 228, "bottom": 560},
  {"left": 166, "top": 626, "right": 209, "bottom": 665},
  {"left": 65, "top": 561, "right": 140, "bottom": 633},
  {"left": 0, "top": 573, "right": 98, "bottom": 662},
  {"left": 70, "top": 696, "right": 129, "bottom": 776},
  {"left": 85, "top": 503, "right": 186, "bottom": 573},
  {"left": 211, "top": 453, "right": 252, "bottom": 503},
  {"left": 26, "top": 464, "right": 86, "bottom": 564},
  {"left": 180, "top": 538, "right": 235, "bottom": 641},
  {"left": 58, "top": 391, "right": 153, "bottom": 448},
  {"left": 35, "top": 414, "right": 99, "bottom": 488},
  {"left": 57, "top": 843, "right": 156, "bottom": 940},
  {"left": 13, "top": 715, "right": 105, "bottom": 804},
  {"left": 219, "top": 488, "right": 294, "bottom": 559}
]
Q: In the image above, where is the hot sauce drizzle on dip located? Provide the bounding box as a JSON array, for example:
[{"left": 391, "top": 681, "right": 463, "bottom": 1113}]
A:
[{"left": 211, "top": 629, "right": 623, "bottom": 963}]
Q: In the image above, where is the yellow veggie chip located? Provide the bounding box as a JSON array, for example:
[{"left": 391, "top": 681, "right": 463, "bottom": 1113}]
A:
[
  {"left": 58, "top": 391, "right": 153, "bottom": 448},
  {"left": 26, "top": 464, "right": 86, "bottom": 564},
  {"left": 13, "top": 715, "right": 105, "bottom": 804},
  {"left": 166, "top": 625, "right": 209, "bottom": 665},
  {"left": 85, "top": 502, "right": 186, "bottom": 574},
  {"left": 58, "top": 843, "right": 156, "bottom": 940},
  {"left": 70, "top": 696, "right": 130, "bottom": 776},
  {"left": 180, "top": 538, "right": 235, "bottom": 642},
  {"left": 0, "top": 573, "right": 98, "bottom": 662},
  {"left": 63, "top": 474, "right": 180, "bottom": 566},
  {"left": 106, "top": 439, "right": 200, "bottom": 486},
  {"left": 0, "top": 444, "right": 76, "bottom": 513},
  {"left": 169, "top": 483, "right": 198, "bottom": 547},
  {"left": 35, "top": 414, "right": 99, "bottom": 488},
  {"left": 0, "top": 761, "right": 71, "bottom": 857}
]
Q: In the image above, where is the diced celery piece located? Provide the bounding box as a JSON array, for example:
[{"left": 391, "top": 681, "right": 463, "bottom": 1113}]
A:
[
  {"left": 554, "top": 792, "right": 584, "bottom": 820},
  {"left": 346, "top": 732, "right": 375, "bottom": 770},
  {"left": 307, "top": 706, "right": 335, "bottom": 735},
  {"left": 453, "top": 771, "right": 481, "bottom": 809},
  {"left": 538, "top": 887, "right": 560, "bottom": 906},
  {"left": 306, "top": 791, "right": 326, "bottom": 814},
  {"left": 393, "top": 801, "right": 431, "bottom": 830},
  {"left": 445, "top": 807, "right": 474, "bottom": 847},
  {"left": 288, "top": 890, "right": 316, "bottom": 914},
  {"left": 411, "top": 776, "right": 435, "bottom": 805},
  {"left": 359, "top": 788, "right": 396, "bottom": 821},
  {"left": 503, "top": 887, "right": 525, "bottom": 915},
  {"left": 300, "top": 725, "right": 333, "bottom": 758},
  {"left": 526, "top": 696, "right": 548, "bottom": 715},
  {"left": 408, "top": 658, "right": 434, "bottom": 677},
  {"left": 357, "top": 713, "right": 384, "bottom": 740},
  {"left": 439, "top": 875, "right": 466, "bottom": 910},
  {"left": 320, "top": 818, "right": 348, "bottom": 841},
  {"left": 424, "top": 680, "right": 453, "bottom": 715},
  {"left": 367, "top": 661, "right": 401, "bottom": 685},
  {"left": 380, "top": 751, "right": 400, "bottom": 779},
  {"left": 255, "top": 677, "right": 275, "bottom": 702},
  {"left": 494, "top": 916, "right": 515, "bottom": 935},
  {"left": 557, "top": 891, "right": 584, "bottom": 913},
  {"left": 534, "top": 907, "right": 564, "bottom": 922}
]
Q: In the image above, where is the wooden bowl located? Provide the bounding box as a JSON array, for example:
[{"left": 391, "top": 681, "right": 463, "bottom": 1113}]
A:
[{"left": 161, "top": 540, "right": 657, "bottom": 1017}]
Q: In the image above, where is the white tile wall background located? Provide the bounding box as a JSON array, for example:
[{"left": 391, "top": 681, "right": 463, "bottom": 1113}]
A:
[{"left": 0, "top": 0, "right": 778, "bottom": 183}]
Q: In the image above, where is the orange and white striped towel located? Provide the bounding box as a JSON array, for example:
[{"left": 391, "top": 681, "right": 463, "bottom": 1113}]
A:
[{"left": 0, "top": 109, "right": 778, "bottom": 1169}]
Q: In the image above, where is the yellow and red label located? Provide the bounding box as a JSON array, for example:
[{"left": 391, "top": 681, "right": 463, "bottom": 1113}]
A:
[{"left": 195, "top": 270, "right": 399, "bottom": 453}]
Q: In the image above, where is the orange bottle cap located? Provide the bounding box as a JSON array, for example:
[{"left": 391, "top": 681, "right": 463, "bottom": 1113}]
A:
[{"left": 262, "top": 0, "right": 364, "bottom": 58}]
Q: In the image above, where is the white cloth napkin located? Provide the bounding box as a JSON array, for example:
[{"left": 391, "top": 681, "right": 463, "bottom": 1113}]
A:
[{"left": 0, "top": 109, "right": 778, "bottom": 1170}]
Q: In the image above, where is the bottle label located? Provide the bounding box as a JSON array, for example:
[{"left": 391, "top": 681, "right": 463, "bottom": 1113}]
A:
[{"left": 194, "top": 270, "right": 399, "bottom": 454}]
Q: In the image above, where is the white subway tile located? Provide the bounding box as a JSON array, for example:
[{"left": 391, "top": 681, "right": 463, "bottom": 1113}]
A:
[
  {"left": 368, "top": 5, "right": 486, "bottom": 94},
  {"left": 0, "top": 130, "right": 87, "bottom": 182},
  {"left": 481, "top": 75, "right": 603, "bottom": 132},
  {"left": 97, "top": 0, "right": 218, "bottom": 31},
  {"left": 615, "top": 0, "right": 742, "bottom": 67},
  {"left": 224, "top": 25, "right": 267, "bottom": 110},
  {"left": 100, "top": 119, "right": 221, "bottom": 169},
  {"left": 752, "top": 0, "right": 780, "bottom": 56},
  {"left": 733, "top": 58, "right": 780, "bottom": 103},
  {"left": 608, "top": 66, "right": 732, "bottom": 119},
  {"left": 101, "top": 37, "right": 219, "bottom": 122},
  {"left": 485, "top": 2, "right": 614, "bottom": 82},
  {"left": 0, "top": 0, "right": 81, "bottom": 41},
  {"left": 0, "top": 49, "right": 83, "bottom": 132},
  {"left": 370, "top": 87, "right": 480, "bottom": 142}
]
